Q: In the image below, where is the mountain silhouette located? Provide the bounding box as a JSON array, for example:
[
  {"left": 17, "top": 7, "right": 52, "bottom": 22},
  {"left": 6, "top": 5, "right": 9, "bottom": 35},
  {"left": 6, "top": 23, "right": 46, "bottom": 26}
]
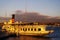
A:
[
  {"left": 14, "top": 11, "right": 60, "bottom": 24},
  {"left": 0, "top": 10, "right": 60, "bottom": 24}
]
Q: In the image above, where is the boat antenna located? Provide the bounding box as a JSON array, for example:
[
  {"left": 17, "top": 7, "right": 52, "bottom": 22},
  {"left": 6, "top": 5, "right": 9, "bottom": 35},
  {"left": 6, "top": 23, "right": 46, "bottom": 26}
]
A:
[
  {"left": 4, "top": 11, "right": 7, "bottom": 22},
  {"left": 5, "top": 11, "right": 7, "bottom": 17},
  {"left": 25, "top": 0, "right": 27, "bottom": 13}
]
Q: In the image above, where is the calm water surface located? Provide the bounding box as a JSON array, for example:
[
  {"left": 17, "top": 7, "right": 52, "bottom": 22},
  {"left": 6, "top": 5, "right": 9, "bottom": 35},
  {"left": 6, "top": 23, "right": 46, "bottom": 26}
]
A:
[{"left": 6, "top": 36, "right": 52, "bottom": 40}]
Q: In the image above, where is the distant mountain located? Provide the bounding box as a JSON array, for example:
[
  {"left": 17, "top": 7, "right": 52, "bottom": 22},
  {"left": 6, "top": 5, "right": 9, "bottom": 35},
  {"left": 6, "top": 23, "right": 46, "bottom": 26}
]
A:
[
  {"left": 0, "top": 17, "right": 11, "bottom": 22},
  {"left": 54, "top": 16, "right": 60, "bottom": 19},
  {"left": 14, "top": 12, "right": 60, "bottom": 24},
  {"left": 0, "top": 10, "right": 60, "bottom": 24}
]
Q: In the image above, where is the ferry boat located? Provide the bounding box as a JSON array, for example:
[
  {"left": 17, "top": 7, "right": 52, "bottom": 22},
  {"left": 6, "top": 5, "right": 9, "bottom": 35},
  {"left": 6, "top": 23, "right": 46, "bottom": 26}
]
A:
[{"left": 2, "top": 14, "right": 54, "bottom": 36}]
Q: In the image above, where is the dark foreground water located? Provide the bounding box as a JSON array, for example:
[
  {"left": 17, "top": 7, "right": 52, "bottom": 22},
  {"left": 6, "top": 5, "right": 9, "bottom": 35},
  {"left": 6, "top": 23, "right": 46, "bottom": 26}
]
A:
[{"left": 0, "top": 26, "right": 60, "bottom": 40}]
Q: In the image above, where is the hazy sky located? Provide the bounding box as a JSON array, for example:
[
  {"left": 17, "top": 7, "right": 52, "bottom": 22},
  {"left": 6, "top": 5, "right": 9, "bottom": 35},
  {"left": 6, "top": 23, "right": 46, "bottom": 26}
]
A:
[{"left": 0, "top": 0, "right": 60, "bottom": 17}]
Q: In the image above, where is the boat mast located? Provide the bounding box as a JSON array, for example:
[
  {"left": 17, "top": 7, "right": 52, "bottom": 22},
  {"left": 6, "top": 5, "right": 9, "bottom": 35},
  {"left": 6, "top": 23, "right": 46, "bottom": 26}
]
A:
[
  {"left": 4, "top": 11, "right": 7, "bottom": 22},
  {"left": 25, "top": 0, "right": 27, "bottom": 13}
]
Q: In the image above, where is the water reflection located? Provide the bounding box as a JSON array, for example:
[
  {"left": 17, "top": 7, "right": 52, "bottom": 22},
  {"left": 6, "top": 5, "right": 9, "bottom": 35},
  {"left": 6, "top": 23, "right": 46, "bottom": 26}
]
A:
[{"left": 7, "top": 36, "right": 52, "bottom": 40}]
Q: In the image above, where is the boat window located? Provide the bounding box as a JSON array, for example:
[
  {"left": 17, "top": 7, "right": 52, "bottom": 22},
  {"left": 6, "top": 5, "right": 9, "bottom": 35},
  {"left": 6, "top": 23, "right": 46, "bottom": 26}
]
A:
[
  {"left": 31, "top": 28, "right": 33, "bottom": 31},
  {"left": 24, "top": 28, "right": 27, "bottom": 31},
  {"left": 23, "top": 28, "right": 24, "bottom": 31},
  {"left": 38, "top": 28, "right": 41, "bottom": 31},
  {"left": 21, "top": 28, "right": 22, "bottom": 31},
  {"left": 22, "top": 28, "right": 27, "bottom": 31},
  {"left": 34, "top": 28, "right": 36, "bottom": 31},
  {"left": 28, "top": 28, "right": 30, "bottom": 31}
]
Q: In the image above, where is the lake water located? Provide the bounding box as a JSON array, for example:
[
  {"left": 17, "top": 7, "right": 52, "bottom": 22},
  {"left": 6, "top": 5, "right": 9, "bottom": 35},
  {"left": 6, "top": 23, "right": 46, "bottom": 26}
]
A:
[{"left": 0, "top": 26, "right": 60, "bottom": 40}]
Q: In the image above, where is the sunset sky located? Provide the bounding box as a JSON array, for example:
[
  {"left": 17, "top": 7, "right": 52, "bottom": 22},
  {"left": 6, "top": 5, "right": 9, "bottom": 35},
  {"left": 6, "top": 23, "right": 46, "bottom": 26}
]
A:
[{"left": 0, "top": 0, "right": 60, "bottom": 17}]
